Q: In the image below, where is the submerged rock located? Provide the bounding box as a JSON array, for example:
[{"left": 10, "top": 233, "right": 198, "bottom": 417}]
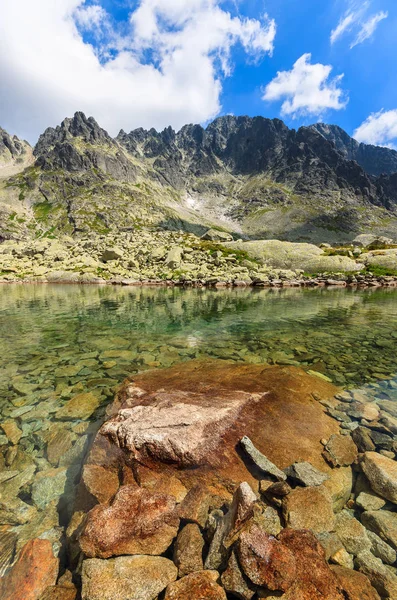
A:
[
  {"left": 173, "top": 523, "right": 204, "bottom": 577},
  {"left": 55, "top": 393, "right": 100, "bottom": 420},
  {"left": 0, "top": 527, "right": 17, "bottom": 577},
  {"left": 164, "top": 570, "right": 226, "bottom": 600},
  {"left": 104, "top": 361, "right": 339, "bottom": 495},
  {"left": 361, "top": 452, "right": 397, "bottom": 503},
  {"left": 322, "top": 434, "right": 358, "bottom": 467},
  {"left": 331, "top": 566, "right": 381, "bottom": 600},
  {"left": 282, "top": 485, "right": 335, "bottom": 533},
  {"left": 284, "top": 461, "right": 329, "bottom": 487},
  {"left": 81, "top": 555, "right": 177, "bottom": 600},
  {"left": 0, "top": 539, "right": 58, "bottom": 600},
  {"left": 101, "top": 389, "right": 264, "bottom": 468},
  {"left": 240, "top": 436, "right": 287, "bottom": 481},
  {"left": 237, "top": 524, "right": 296, "bottom": 591},
  {"left": 79, "top": 485, "right": 179, "bottom": 558}
]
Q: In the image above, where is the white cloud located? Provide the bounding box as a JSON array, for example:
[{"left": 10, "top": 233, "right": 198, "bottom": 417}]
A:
[
  {"left": 331, "top": 13, "right": 356, "bottom": 44},
  {"left": 354, "top": 109, "right": 397, "bottom": 147},
  {"left": 330, "top": 2, "right": 388, "bottom": 48},
  {"left": 74, "top": 4, "right": 107, "bottom": 29},
  {"left": 262, "top": 53, "right": 347, "bottom": 118},
  {"left": 350, "top": 11, "right": 388, "bottom": 48},
  {"left": 0, "top": 0, "right": 276, "bottom": 143}
]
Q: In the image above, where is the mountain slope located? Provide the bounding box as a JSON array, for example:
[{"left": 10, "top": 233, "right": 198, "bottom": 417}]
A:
[
  {"left": 1, "top": 112, "right": 397, "bottom": 243},
  {"left": 311, "top": 123, "right": 397, "bottom": 177}
]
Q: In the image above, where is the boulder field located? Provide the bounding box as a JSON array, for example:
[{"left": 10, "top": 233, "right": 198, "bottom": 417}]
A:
[
  {"left": 1, "top": 232, "right": 397, "bottom": 288},
  {"left": 1, "top": 360, "right": 396, "bottom": 599}
]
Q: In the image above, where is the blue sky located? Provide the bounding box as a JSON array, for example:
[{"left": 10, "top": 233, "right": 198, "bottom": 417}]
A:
[
  {"left": 221, "top": 0, "right": 397, "bottom": 140},
  {"left": 0, "top": 0, "right": 396, "bottom": 146}
]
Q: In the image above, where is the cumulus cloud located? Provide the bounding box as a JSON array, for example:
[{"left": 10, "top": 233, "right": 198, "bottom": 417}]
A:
[
  {"left": 0, "top": 0, "right": 276, "bottom": 142},
  {"left": 354, "top": 109, "right": 397, "bottom": 147},
  {"left": 330, "top": 1, "right": 388, "bottom": 48},
  {"left": 262, "top": 53, "right": 347, "bottom": 118}
]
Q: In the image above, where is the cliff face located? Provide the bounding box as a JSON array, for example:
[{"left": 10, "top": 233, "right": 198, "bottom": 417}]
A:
[
  {"left": 1, "top": 112, "right": 397, "bottom": 243},
  {"left": 311, "top": 123, "right": 397, "bottom": 177}
]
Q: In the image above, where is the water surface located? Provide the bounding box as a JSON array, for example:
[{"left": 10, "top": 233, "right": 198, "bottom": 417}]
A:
[{"left": 1, "top": 284, "right": 397, "bottom": 570}]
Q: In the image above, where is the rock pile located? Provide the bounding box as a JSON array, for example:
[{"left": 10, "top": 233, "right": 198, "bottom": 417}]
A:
[
  {"left": 1, "top": 362, "right": 396, "bottom": 599},
  {"left": 1, "top": 231, "right": 397, "bottom": 287}
]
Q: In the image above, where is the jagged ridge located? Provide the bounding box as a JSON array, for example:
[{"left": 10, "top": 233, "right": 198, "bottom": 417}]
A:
[{"left": 1, "top": 112, "right": 397, "bottom": 243}]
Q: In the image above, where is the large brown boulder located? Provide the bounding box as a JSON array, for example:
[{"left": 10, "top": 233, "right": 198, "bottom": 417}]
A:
[
  {"left": 79, "top": 485, "right": 179, "bottom": 558},
  {"left": 99, "top": 360, "right": 339, "bottom": 496},
  {"left": 101, "top": 388, "right": 266, "bottom": 468},
  {"left": 0, "top": 539, "right": 58, "bottom": 600}
]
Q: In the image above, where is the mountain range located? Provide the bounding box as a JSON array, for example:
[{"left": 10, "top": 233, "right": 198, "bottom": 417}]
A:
[{"left": 1, "top": 112, "right": 397, "bottom": 243}]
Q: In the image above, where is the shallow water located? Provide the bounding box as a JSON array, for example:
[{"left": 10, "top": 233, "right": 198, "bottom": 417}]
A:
[{"left": 0, "top": 284, "right": 397, "bottom": 571}]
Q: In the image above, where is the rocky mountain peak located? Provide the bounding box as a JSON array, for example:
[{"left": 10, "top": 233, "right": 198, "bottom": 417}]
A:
[
  {"left": 0, "top": 127, "right": 30, "bottom": 161},
  {"left": 0, "top": 127, "right": 32, "bottom": 177},
  {"left": 34, "top": 111, "right": 112, "bottom": 159},
  {"left": 310, "top": 122, "right": 397, "bottom": 177}
]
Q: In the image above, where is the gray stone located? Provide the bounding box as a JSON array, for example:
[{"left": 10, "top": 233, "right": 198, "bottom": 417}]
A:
[
  {"left": 335, "top": 510, "right": 372, "bottom": 556},
  {"left": 221, "top": 551, "right": 255, "bottom": 600},
  {"left": 100, "top": 248, "right": 124, "bottom": 262},
  {"left": 240, "top": 436, "right": 286, "bottom": 481},
  {"left": 31, "top": 468, "right": 68, "bottom": 510},
  {"left": 362, "top": 510, "right": 397, "bottom": 551},
  {"left": 368, "top": 531, "right": 397, "bottom": 566},
  {"left": 165, "top": 247, "right": 184, "bottom": 269},
  {"left": 284, "top": 461, "right": 329, "bottom": 487},
  {"left": 201, "top": 229, "right": 233, "bottom": 242},
  {"left": 356, "top": 492, "right": 386, "bottom": 512},
  {"left": 355, "top": 551, "right": 397, "bottom": 598}
]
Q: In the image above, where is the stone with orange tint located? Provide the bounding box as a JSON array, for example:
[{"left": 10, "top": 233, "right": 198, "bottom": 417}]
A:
[
  {"left": 322, "top": 434, "right": 358, "bottom": 468},
  {"left": 164, "top": 570, "right": 226, "bottom": 600},
  {"left": 38, "top": 586, "right": 77, "bottom": 600},
  {"left": 278, "top": 529, "right": 345, "bottom": 600},
  {"left": 282, "top": 485, "right": 335, "bottom": 533},
  {"left": 79, "top": 485, "right": 179, "bottom": 558},
  {"left": 0, "top": 539, "right": 58, "bottom": 600},
  {"left": 94, "top": 360, "right": 340, "bottom": 499},
  {"left": 237, "top": 524, "right": 296, "bottom": 591},
  {"left": 81, "top": 464, "right": 119, "bottom": 505},
  {"left": 331, "top": 565, "right": 381, "bottom": 600}
]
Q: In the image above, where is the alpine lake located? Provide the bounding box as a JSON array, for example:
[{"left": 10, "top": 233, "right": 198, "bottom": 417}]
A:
[{"left": 1, "top": 283, "right": 397, "bottom": 571}]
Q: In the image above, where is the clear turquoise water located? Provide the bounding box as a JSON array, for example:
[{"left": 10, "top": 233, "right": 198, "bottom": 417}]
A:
[{"left": 1, "top": 284, "right": 397, "bottom": 566}]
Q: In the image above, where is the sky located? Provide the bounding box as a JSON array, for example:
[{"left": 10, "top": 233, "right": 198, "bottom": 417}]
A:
[{"left": 0, "top": 0, "right": 396, "bottom": 148}]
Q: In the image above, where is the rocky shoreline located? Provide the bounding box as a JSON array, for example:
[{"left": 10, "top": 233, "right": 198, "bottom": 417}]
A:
[
  {"left": 2, "top": 274, "right": 397, "bottom": 288},
  {"left": 1, "top": 230, "right": 397, "bottom": 289},
  {"left": 1, "top": 361, "right": 396, "bottom": 599}
]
